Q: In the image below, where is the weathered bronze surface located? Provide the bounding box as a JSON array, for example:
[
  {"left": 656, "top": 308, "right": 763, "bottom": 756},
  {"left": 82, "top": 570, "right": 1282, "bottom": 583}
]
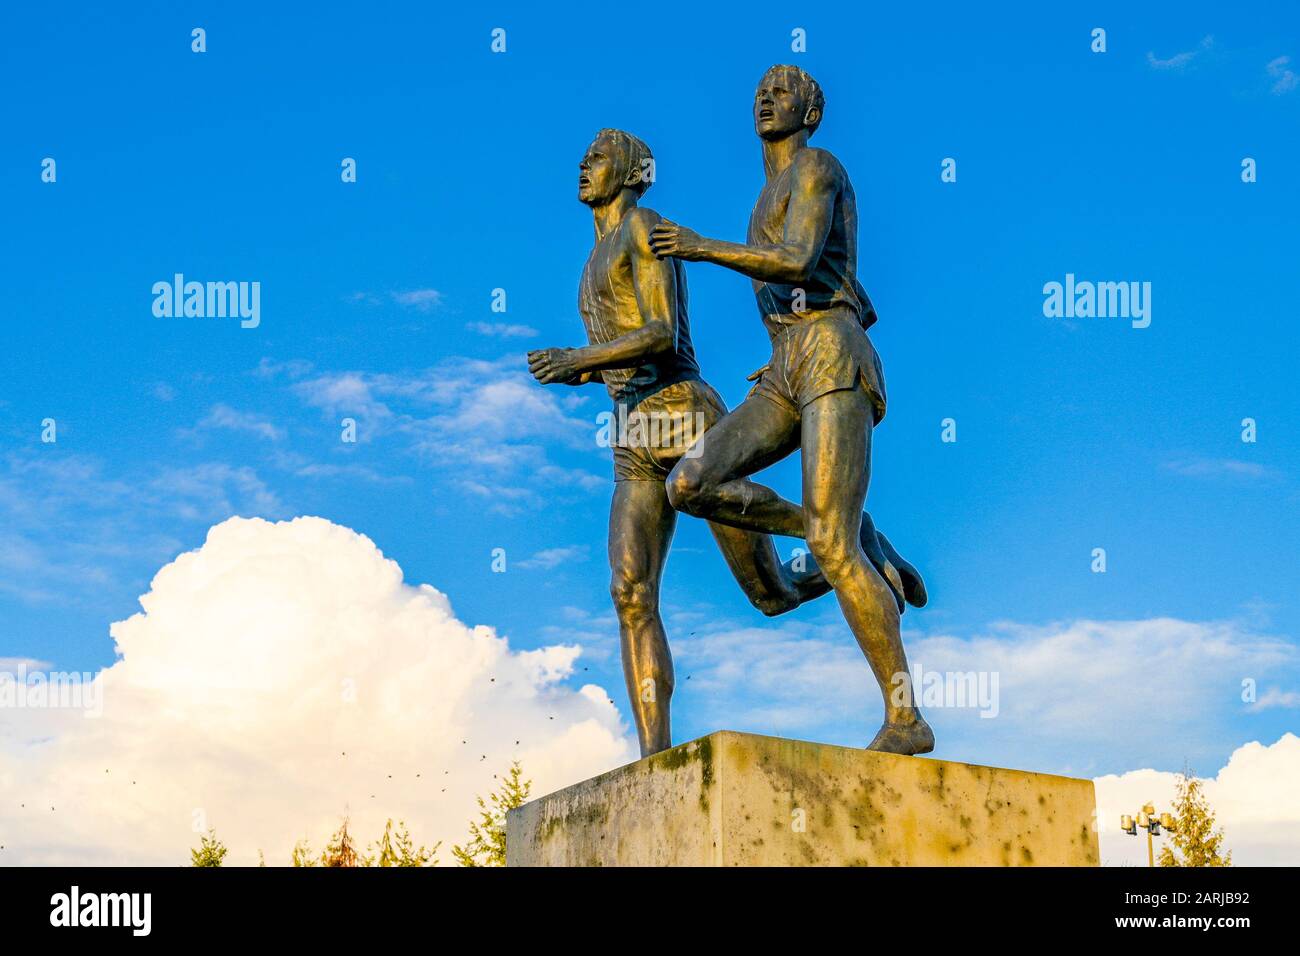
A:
[{"left": 529, "top": 82, "right": 930, "bottom": 757}]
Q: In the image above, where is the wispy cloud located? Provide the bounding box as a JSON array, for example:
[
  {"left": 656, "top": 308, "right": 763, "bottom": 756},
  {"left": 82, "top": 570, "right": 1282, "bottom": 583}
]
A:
[
  {"left": 285, "top": 460, "right": 411, "bottom": 486},
  {"left": 1147, "top": 35, "right": 1213, "bottom": 71},
  {"left": 148, "top": 463, "right": 287, "bottom": 523},
  {"left": 0, "top": 453, "right": 285, "bottom": 609},
  {"left": 1255, "top": 687, "right": 1300, "bottom": 709},
  {"left": 187, "top": 404, "right": 285, "bottom": 442},
  {"left": 291, "top": 371, "right": 397, "bottom": 437},
  {"left": 467, "top": 321, "right": 539, "bottom": 339},
  {"left": 390, "top": 289, "right": 444, "bottom": 311},
  {"left": 266, "top": 355, "right": 606, "bottom": 515},
  {"left": 1267, "top": 55, "right": 1298, "bottom": 94},
  {"left": 533, "top": 464, "right": 606, "bottom": 492},
  {"left": 254, "top": 357, "right": 313, "bottom": 380},
  {"left": 518, "top": 545, "right": 589, "bottom": 570},
  {"left": 537, "top": 605, "right": 618, "bottom": 662},
  {"left": 0, "top": 657, "right": 51, "bottom": 674},
  {"left": 346, "top": 289, "right": 446, "bottom": 312},
  {"left": 1162, "top": 457, "right": 1278, "bottom": 480}
]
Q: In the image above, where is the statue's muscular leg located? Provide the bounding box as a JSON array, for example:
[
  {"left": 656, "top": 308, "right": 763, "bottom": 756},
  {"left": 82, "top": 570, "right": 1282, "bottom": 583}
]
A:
[
  {"left": 800, "top": 389, "right": 933, "bottom": 755},
  {"left": 609, "top": 479, "right": 678, "bottom": 757},
  {"left": 672, "top": 398, "right": 814, "bottom": 616},
  {"left": 667, "top": 395, "right": 918, "bottom": 612},
  {"left": 667, "top": 395, "right": 804, "bottom": 537},
  {"left": 706, "top": 521, "right": 803, "bottom": 616},
  {"left": 667, "top": 388, "right": 932, "bottom": 753}
]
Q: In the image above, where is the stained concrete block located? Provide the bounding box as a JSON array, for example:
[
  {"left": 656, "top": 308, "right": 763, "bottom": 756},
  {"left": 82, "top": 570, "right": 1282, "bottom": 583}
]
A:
[{"left": 506, "top": 731, "right": 1099, "bottom": 866}]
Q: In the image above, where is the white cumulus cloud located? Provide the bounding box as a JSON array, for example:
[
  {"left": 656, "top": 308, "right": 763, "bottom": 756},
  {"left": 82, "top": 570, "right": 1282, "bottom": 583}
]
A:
[
  {"left": 1095, "top": 734, "right": 1300, "bottom": 866},
  {"left": 0, "top": 516, "right": 633, "bottom": 865}
]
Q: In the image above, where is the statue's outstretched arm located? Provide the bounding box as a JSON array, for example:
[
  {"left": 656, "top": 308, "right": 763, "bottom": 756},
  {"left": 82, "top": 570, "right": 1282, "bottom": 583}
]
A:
[{"left": 647, "top": 151, "right": 837, "bottom": 284}]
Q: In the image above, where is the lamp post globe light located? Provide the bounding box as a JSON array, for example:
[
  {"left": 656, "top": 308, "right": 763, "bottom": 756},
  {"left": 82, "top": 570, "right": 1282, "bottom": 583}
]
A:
[{"left": 1122, "top": 803, "right": 1176, "bottom": 866}]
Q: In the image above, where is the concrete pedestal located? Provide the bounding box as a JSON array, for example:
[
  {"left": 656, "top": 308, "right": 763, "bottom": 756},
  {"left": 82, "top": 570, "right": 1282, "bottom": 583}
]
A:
[{"left": 506, "top": 731, "right": 1099, "bottom": 866}]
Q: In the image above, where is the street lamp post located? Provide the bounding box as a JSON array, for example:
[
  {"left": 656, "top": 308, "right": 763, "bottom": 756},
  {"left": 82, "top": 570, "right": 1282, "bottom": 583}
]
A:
[{"left": 1121, "top": 803, "right": 1176, "bottom": 866}]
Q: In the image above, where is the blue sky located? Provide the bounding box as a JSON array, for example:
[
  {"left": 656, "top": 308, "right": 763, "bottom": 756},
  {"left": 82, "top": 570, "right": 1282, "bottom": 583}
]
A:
[{"left": 3, "top": 2, "right": 1298, "bottom": 785}]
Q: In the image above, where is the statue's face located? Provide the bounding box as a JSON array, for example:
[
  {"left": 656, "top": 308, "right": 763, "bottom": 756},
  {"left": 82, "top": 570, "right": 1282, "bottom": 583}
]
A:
[
  {"left": 578, "top": 135, "right": 625, "bottom": 206},
  {"left": 754, "top": 67, "right": 810, "bottom": 140}
]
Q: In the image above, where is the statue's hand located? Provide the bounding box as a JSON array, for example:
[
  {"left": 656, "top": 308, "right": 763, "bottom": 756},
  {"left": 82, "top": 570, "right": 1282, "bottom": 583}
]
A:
[
  {"left": 527, "top": 347, "right": 584, "bottom": 385},
  {"left": 649, "top": 220, "right": 707, "bottom": 260}
]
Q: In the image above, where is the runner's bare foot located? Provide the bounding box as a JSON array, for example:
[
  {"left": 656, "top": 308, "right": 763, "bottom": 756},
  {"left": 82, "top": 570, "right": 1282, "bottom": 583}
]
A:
[
  {"left": 897, "top": 561, "right": 928, "bottom": 608},
  {"left": 866, "top": 714, "right": 935, "bottom": 755}
]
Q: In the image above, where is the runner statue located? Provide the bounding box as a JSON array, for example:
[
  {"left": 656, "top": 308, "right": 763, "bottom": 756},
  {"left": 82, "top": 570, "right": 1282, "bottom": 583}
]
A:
[
  {"left": 648, "top": 65, "right": 934, "bottom": 755},
  {"left": 529, "top": 122, "right": 927, "bottom": 757}
]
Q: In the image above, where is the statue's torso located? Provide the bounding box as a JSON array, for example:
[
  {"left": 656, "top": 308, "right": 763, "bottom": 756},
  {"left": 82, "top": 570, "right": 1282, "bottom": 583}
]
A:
[
  {"left": 578, "top": 218, "right": 701, "bottom": 404},
  {"left": 747, "top": 150, "right": 874, "bottom": 336}
]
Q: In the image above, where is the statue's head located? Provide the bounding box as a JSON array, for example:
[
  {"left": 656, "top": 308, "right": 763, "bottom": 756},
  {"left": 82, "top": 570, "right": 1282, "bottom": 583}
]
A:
[
  {"left": 754, "top": 64, "right": 823, "bottom": 141},
  {"left": 578, "top": 129, "right": 654, "bottom": 207}
]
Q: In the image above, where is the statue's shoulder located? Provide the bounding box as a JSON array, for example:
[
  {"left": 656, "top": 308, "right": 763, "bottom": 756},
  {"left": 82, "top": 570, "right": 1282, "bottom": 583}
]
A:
[
  {"left": 621, "top": 206, "right": 662, "bottom": 250},
  {"left": 793, "top": 147, "right": 848, "bottom": 188}
]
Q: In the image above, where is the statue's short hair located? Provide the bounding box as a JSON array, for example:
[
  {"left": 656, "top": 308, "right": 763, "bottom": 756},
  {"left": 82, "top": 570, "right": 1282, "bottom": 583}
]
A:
[
  {"left": 595, "top": 128, "right": 654, "bottom": 195},
  {"left": 764, "top": 64, "right": 825, "bottom": 134}
]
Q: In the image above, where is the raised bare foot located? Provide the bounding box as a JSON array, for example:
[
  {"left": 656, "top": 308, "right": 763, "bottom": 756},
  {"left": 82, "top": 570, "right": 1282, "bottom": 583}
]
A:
[
  {"left": 866, "top": 714, "right": 935, "bottom": 755},
  {"left": 754, "top": 591, "right": 801, "bottom": 618},
  {"left": 873, "top": 525, "right": 928, "bottom": 609},
  {"left": 890, "top": 551, "right": 928, "bottom": 609}
]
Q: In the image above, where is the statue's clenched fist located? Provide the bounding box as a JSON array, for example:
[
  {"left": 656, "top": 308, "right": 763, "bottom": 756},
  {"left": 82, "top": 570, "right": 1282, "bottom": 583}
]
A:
[{"left": 528, "top": 347, "right": 584, "bottom": 385}]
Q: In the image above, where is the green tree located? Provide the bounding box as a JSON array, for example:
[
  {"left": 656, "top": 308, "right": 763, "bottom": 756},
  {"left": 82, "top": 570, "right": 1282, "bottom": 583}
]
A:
[
  {"left": 190, "top": 828, "right": 228, "bottom": 867},
  {"left": 290, "top": 839, "right": 316, "bottom": 867},
  {"left": 1159, "top": 767, "right": 1232, "bottom": 867},
  {"left": 368, "top": 818, "right": 440, "bottom": 867},
  {"left": 320, "top": 817, "right": 363, "bottom": 867},
  {"left": 453, "top": 761, "right": 531, "bottom": 867}
]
